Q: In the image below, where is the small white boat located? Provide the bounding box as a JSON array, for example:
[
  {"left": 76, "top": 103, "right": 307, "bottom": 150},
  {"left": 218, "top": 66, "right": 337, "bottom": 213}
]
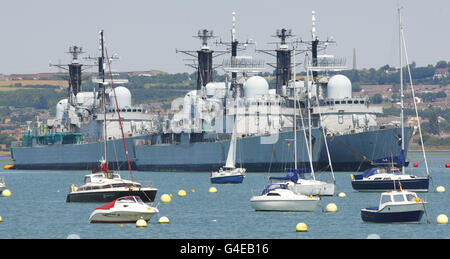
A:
[
  {"left": 250, "top": 182, "right": 320, "bottom": 212},
  {"left": 361, "top": 189, "right": 426, "bottom": 223},
  {"left": 89, "top": 196, "right": 159, "bottom": 224}
]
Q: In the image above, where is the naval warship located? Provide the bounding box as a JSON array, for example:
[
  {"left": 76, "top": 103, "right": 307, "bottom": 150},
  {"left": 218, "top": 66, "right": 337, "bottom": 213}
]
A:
[{"left": 10, "top": 12, "right": 411, "bottom": 172}]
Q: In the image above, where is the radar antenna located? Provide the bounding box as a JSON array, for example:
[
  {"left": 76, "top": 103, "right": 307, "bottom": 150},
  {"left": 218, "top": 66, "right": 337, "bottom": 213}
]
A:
[{"left": 176, "top": 29, "right": 227, "bottom": 95}]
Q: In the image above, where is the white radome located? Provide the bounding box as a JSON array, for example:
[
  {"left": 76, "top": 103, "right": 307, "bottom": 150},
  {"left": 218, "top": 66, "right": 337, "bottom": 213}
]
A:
[
  {"left": 327, "top": 74, "right": 352, "bottom": 99},
  {"left": 243, "top": 76, "right": 269, "bottom": 98},
  {"left": 109, "top": 86, "right": 132, "bottom": 109}
]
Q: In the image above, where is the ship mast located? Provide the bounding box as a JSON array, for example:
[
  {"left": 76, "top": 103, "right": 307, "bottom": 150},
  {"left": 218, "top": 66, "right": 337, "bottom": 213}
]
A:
[
  {"left": 176, "top": 29, "right": 226, "bottom": 98},
  {"left": 50, "top": 46, "right": 88, "bottom": 106}
]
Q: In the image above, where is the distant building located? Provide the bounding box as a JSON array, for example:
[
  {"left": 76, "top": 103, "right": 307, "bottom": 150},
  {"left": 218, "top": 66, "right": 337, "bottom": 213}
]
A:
[{"left": 433, "top": 67, "right": 449, "bottom": 79}]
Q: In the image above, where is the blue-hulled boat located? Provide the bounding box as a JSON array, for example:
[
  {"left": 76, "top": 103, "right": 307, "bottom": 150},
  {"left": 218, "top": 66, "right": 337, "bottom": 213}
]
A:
[
  {"left": 210, "top": 122, "right": 246, "bottom": 184},
  {"left": 351, "top": 166, "right": 429, "bottom": 192},
  {"left": 352, "top": 10, "right": 432, "bottom": 193},
  {"left": 361, "top": 189, "right": 426, "bottom": 223},
  {"left": 210, "top": 167, "right": 246, "bottom": 184}
]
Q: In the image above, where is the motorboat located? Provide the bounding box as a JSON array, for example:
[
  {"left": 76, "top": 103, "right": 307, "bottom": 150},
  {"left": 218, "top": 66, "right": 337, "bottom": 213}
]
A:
[
  {"left": 250, "top": 182, "right": 320, "bottom": 212},
  {"left": 66, "top": 160, "right": 158, "bottom": 203},
  {"left": 351, "top": 167, "right": 429, "bottom": 192},
  {"left": 361, "top": 189, "right": 426, "bottom": 223},
  {"left": 89, "top": 196, "right": 159, "bottom": 224}
]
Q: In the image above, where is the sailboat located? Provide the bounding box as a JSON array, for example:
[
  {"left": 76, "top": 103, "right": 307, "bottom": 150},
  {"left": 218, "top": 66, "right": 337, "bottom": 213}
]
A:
[
  {"left": 210, "top": 125, "right": 246, "bottom": 184},
  {"left": 351, "top": 8, "right": 430, "bottom": 192},
  {"left": 277, "top": 44, "right": 335, "bottom": 196},
  {"left": 66, "top": 30, "right": 157, "bottom": 203}
]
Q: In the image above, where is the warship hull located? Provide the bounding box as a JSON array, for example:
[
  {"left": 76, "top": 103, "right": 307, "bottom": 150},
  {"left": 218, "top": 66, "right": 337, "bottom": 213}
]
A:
[
  {"left": 10, "top": 128, "right": 323, "bottom": 172},
  {"left": 11, "top": 127, "right": 412, "bottom": 172},
  {"left": 317, "top": 126, "right": 413, "bottom": 172}
]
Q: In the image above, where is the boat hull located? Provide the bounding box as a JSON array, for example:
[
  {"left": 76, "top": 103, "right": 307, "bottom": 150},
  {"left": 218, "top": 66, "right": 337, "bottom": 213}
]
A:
[
  {"left": 211, "top": 174, "right": 244, "bottom": 184},
  {"left": 351, "top": 177, "right": 429, "bottom": 192},
  {"left": 250, "top": 198, "right": 319, "bottom": 212},
  {"left": 66, "top": 189, "right": 157, "bottom": 203},
  {"left": 89, "top": 210, "right": 157, "bottom": 224},
  {"left": 361, "top": 204, "right": 425, "bottom": 223}
]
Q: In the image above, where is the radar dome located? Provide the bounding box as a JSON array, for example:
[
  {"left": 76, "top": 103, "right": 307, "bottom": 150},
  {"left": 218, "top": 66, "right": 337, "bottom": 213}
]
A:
[
  {"left": 56, "top": 99, "right": 68, "bottom": 119},
  {"left": 243, "top": 76, "right": 269, "bottom": 98},
  {"left": 109, "top": 86, "right": 132, "bottom": 109},
  {"left": 327, "top": 74, "right": 352, "bottom": 99}
]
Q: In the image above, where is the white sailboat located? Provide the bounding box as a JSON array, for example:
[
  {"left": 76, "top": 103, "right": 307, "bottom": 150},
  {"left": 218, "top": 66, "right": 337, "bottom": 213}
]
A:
[
  {"left": 210, "top": 112, "right": 246, "bottom": 184},
  {"left": 284, "top": 30, "right": 336, "bottom": 196}
]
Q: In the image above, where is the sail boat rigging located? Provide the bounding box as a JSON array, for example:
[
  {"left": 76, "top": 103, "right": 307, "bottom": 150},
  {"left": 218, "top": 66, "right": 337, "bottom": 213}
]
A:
[
  {"left": 351, "top": 8, "right": 430, "bottom": 192},
  {"left": 66, "top": 30, "right": 157, "bottom": 202}
]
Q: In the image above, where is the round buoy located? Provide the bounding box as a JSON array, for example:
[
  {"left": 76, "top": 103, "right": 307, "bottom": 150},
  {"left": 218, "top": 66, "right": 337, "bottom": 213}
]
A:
[
  {"left": 208, "top": 187, "right": 217, "bottom": 193},
  {"left": 191, "top": 189, "right": 195, "bottom": 193},
  {"left": 338, "top": 192, "right": 346, "bottom": 198},
  {"left": 437, "top": 214, "right": 448, "bottom": 224},
  {"left": 120, "top": 224, "right": 123, "bottom": 228},
  {"left": 158, "top": 216, "right": 170, "bottom": 224},
  {"left": 136, "top": 218, "right": 147, "bottom": 228},
  {"left": 436, "top": 186, "right": 446, "bottom": 193},
  {"left": 1, "top": 189, "right": 11, "bottom": 197},
  {"left": 0, "top": 216, "right": 2, "bottom": 222},
  {"left": 160, "top": 194, "right": 171, "bottom": 203},
  {"left": 178, "top": 189, "right": 187, "bottom": 197},
  {"left": 326, "top": 203, "right": 338, "bottom": 212},
  {"left": 296, "top": 222, "right": 308, "bottom": 232},
  {"left": 446, "top": 163, "right": 450, "bottom": 168},
  {"left": 413, "top": 162, "right": 419, "bottom": 167}
]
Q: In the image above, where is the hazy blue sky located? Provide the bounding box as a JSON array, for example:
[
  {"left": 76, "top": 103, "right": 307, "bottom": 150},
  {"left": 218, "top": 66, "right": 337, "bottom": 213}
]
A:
[{"left": 1, "top": 0, "right": 449, "bottom": 75}]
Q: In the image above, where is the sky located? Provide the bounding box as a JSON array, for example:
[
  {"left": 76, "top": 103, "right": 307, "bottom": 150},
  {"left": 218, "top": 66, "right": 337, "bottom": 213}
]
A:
[{"left": 0, "top": 0, "right": 449, "bottom": 75}]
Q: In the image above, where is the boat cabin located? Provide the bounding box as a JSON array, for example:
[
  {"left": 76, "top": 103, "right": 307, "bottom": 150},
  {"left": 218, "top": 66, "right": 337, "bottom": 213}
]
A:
[
  {"left": 378, "top": 190, "right": 420, "bottom": 209},
  {"left": 83, "top": 172, "right": 121, "bottom": 184}
]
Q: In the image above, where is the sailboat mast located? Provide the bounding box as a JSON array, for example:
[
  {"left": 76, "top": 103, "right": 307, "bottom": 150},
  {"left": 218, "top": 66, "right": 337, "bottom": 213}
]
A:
[
  {"left": 305, "top": 53, "right": 316, "bottom": 179},
  {"left": 99, "top": 30, "right": 108, "bottom": 164},
  {"left": 293, "top": 48, "right": 297, "bottom": 169},
  {"left": 398, "top": 8, "right": 405, "bottom": 175}
]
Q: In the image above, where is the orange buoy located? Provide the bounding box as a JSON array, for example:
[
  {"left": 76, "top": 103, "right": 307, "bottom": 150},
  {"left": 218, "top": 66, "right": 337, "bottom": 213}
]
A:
[{"left": 413, "top": 162, "right": 418, "bottom": 167}]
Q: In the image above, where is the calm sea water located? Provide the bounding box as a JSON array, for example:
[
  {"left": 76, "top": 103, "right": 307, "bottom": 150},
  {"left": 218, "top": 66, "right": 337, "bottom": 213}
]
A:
[{"left": 0, "top": 152, "right": 449, "bottom": 239}]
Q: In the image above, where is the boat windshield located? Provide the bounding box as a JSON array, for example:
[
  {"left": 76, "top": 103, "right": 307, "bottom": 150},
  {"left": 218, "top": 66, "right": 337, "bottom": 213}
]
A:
[
  {"left": 116, "top": 196, "right": 144, "bottom": 204},
  {"left": 393, "top": 194, "right": 405, "bottom": 202},
  {"left": 406, "top": 193, "right": 417, "bottom": 201},
  {"left": 117, "top": 196, "right": 137, "bottom": 203},
  {"left": 381, "top": 194, "right": 391, "bottom": 205}
]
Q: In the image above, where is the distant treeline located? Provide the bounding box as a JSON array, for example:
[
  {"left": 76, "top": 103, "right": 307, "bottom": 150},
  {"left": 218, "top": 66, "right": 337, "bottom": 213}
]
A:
[{"left": 0, "top": 60, "right": 449, "bottom": 111}]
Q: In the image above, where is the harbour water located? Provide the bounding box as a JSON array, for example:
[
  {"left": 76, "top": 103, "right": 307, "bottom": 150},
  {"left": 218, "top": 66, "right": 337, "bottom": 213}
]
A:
[{"left": 0, "top": 152, "right": 449, "bottom": 239}]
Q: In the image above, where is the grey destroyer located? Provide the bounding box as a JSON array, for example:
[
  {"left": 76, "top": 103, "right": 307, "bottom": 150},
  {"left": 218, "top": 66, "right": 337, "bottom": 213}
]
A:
[{"left": 10, "top": 11, "right": 411, "bottom": 172}]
